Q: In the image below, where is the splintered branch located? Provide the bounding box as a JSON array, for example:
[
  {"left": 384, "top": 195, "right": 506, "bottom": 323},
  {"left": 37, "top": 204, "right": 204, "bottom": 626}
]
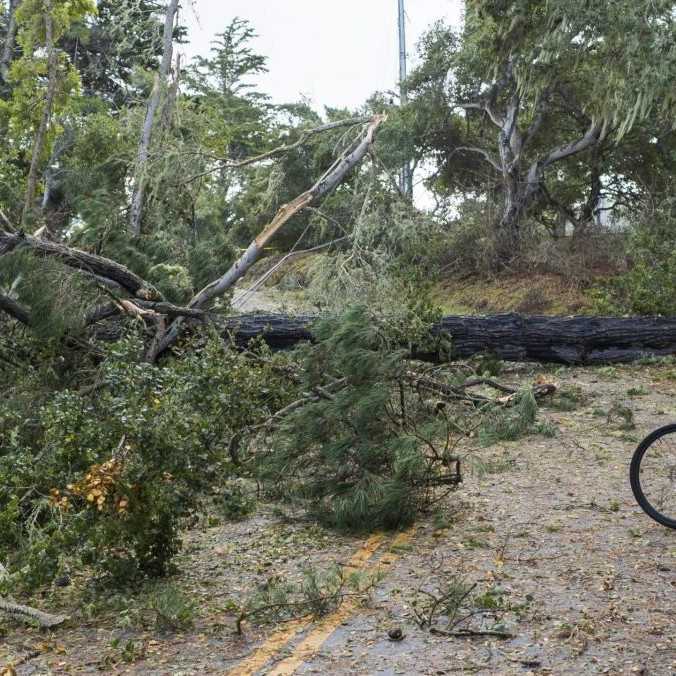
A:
[
  {"left": 184, "top": 116, "right": 371, "bottom": 184},
  {"left": 406, "top": 370, "right": 556, "bottom": 406},
  {"left": 148, "top": 113, "right": 387, "bottom": 360}
]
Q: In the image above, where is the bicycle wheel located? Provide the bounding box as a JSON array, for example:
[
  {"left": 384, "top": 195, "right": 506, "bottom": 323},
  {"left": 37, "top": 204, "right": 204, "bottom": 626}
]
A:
[{"left": 630, "top": 423, "right": 676, "bottom": 529}]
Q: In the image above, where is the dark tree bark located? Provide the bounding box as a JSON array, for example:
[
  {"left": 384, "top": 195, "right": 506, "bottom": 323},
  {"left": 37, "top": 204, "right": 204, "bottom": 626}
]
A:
[
  {"left": 0, "top": 292, "right": 31, "bottom": 325},
  {"left": 0, "top": 230, "right": 161, "bottom": 299},
  {"left": 215, "top": 312, "right": 676, "bottom": 365}
]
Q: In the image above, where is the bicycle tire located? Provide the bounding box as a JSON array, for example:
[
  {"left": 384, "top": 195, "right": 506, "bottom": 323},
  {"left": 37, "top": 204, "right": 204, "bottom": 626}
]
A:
[{"left": 630, "top": 423, "right": 676, "bottom": 529}]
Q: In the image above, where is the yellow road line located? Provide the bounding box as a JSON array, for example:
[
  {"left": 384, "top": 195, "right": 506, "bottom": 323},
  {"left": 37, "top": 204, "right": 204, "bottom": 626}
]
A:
[
  {"left": 227, "top": 533, "right": 386, "bottom": 676},
  {"left": 227, "top": 618, "right": 308, "bottom": 676},
  {"left": 265, "top": 529, "right": 414, "bottom": 676}
]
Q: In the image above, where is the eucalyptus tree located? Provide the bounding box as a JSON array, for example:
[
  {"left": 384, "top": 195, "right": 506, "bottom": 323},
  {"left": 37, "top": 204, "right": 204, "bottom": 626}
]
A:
[{"left": 407, "top": 0, "right": 675, "bottom": 257}]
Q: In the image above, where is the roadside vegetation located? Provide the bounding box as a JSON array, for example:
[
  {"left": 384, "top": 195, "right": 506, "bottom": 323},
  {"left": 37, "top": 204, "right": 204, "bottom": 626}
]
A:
[{"left": 0, "top": 0, "right": 674, "bottom": 671}]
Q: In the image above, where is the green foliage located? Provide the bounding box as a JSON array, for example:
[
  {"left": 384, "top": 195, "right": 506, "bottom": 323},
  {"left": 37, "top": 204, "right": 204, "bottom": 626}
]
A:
[
  {"left": 546, "top": 386, "right": 585, "bottom": 412},
  {"left": 62, "top": 0, "right": 182, "bottom": 102},
  {"left": 0, "top": 0, "right": 96, "bottom": 216},
  {"left": 217, "top": 479, "right": 257, "bottom": 521},
  {"left": 147, "top": 263, "right": 192, "bottom": 304},
  {"left": 464, "top": 0, "right": 675, "bottom": 135},
  {"left": 592, "top": 200, "right": 676, "bottom": 316},
  {"left": 237, "top": 562, "right": 376, "bottom": 632},
  {"left": 0, "top": 249, "right": 94, "bottom": 341},
  {"left": 147, "top": 582, "right": 197, "bottom": 632},
  {"left": 0, "top": 331, "right": 294, "bottom": 588},
  {"left": 606, "top": 402, "right": 636, "bottom": 431},
  {"left": 478, "top": 389, "right": 540, "bottom": 447},
  {"left": 259, "top": 306, "right": 459, "bottom": 532}
]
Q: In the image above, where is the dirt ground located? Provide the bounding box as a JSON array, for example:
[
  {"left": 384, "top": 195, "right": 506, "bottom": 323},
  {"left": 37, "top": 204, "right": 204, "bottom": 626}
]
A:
[{"left": 2, "top": 357, "right": 675, "bottom": 675}]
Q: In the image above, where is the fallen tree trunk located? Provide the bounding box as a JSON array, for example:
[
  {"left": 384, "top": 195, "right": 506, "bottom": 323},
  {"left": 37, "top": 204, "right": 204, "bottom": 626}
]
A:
[{"left": 217, "top": 312, "right": 676, "bottom": 365}]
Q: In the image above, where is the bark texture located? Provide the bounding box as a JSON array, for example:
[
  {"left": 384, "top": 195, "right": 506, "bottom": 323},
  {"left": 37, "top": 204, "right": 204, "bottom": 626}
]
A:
[
  {"left": 0, "top": 597, "right": 68, "bottom": 628},
  {"left": 216, "top": 312, "right": 676, "bottom": 365},
  {"left": 0, "top": 230, "right": 161, "bottom": 299}
]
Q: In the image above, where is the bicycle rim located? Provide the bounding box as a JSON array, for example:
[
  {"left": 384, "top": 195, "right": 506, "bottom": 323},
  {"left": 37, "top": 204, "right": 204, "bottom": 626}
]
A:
[{"left": 630, "top": 424, "right": 676, "bottom": 529}]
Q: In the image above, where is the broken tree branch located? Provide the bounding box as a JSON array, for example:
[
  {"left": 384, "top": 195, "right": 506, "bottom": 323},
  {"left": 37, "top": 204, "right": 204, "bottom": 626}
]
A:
[
  {"left": 0, "top": 597, "right": 68, "bottom": 628},
  {"left": 0, "top": 230, "right": 161, "bottom": 299},
  {"left": 150, "top": 113, "right": 387, "bottom": 359},
  {"left": 0, "top": 293, "right": 31, "bottom": 326},
  {"left": 232, "top": 236, "right": 349, "bottom": 309},
  {"left": 183, "top": 116, "right": 371, "bottom": 184},
  {"left": 429, "top": 627, "right": 515, "bottom": 640}
]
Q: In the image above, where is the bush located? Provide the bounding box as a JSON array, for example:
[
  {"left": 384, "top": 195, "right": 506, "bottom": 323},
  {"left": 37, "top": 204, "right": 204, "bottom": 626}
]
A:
[
  {"left": 478, "top": 389, "right": 537, "bottom": 447},
  {"left": 0, "top": 330, "right": 294, "bottom": 588},
  {"left": 592, "top": 199, "right": 676, "bottom": 315}
]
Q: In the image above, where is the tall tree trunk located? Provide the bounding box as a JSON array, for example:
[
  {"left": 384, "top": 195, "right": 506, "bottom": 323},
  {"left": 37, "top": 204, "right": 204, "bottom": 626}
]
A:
[
  {"left": 497, "top": 170, "right": 525, "bottom": 243},
  {"left": 0, "top": 0, "right": 20, "bottom": 82},
  {"left": 22, "top": 0, "right": 57, "bottom": 228},
  {"left": 40, "top": 128, "right": 73, "bottom": 234},
  {"left": 159, "top": 54, "right": 180, "bottom": 131},
  {"left": 129, "top": 0, "right": 179, "bottom": 238},
  {"left": 577, "top": 146, "right": 602, "bottom": 233}
]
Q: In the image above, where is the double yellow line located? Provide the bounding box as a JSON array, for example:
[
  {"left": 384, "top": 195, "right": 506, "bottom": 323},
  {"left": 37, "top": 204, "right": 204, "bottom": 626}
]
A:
[{"left": 228, "top": 529, "right": 413, "bottom": 676}]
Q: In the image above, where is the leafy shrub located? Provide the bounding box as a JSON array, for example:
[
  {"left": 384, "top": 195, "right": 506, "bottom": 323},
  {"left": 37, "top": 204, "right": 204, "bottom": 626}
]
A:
[
  {"left": 592, "top": 199, "right": 676, "bottom": 316},
  {"left": 217, "top": 479, "right": 257, "bottom": 521},
  {"left": 478, "top": 389, "right": 537, "bottom": 447},
  {"left": 0, "top": 330, "right": 294, "bottom": 588},
  {"left": 147, "top": 582, "right": 197, "bottom": 632}
]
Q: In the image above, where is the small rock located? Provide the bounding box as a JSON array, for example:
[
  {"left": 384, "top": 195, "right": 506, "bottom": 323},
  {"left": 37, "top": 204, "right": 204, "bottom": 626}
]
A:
[{"left": 387, "top": 627, "right": 404, "bottom": 641}]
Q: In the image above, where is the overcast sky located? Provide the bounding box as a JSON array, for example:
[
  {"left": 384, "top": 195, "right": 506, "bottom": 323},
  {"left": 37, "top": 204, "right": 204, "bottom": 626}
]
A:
[{"left": 180, "top": 1, "right": 464, "bottom": 111}]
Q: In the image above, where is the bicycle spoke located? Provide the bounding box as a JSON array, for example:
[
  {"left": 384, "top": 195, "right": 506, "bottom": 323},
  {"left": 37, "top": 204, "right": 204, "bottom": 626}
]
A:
[{"left": 638, "top": 433, "right": 676, "bottom": 522}]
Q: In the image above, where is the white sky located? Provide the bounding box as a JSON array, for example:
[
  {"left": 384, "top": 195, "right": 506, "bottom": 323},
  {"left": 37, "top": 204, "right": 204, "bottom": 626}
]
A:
[{"left": 180, "top": 0, "right": 464, "bottom": 110}]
